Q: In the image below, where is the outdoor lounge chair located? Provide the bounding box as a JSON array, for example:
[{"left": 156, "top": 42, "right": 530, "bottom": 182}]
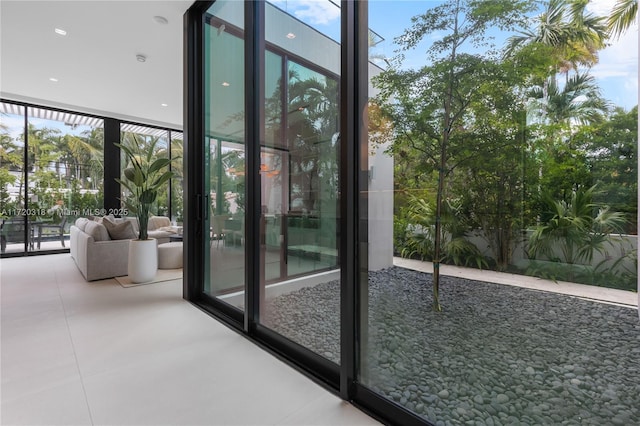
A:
[
  {"left": 37, "top": 216, "right": 68, "bottom": 249},
  {"left": 1, "top": 218, "right": 27, "bottom": 253}
]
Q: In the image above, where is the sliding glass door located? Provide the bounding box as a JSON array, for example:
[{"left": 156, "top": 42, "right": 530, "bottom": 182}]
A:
[
  {"left": 199, "top": 0, "right": 342, "bottom": 364},
  {"left": 0, "top": 103, "right": 104, "bottom": 255},
  {"left": 259, "top": 27, "right": 341, "bottom": 361},
  {"left": 203, "top": 0, "right": 246, "bottom": 312}
]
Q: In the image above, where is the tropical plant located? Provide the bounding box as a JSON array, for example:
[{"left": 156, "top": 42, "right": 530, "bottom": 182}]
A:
[
  {"left": 66, "top": 128, "right": 104, "bottom": 190},
  {"left": 527, "top": 185, "right": 627, "bottom": 281},
  {"left": 595, "top": 248, "right": 637, "bottom": 290},
  {"left": 0, "top": 168, "right": 16, "bottom": 217},
  {"left": 578, "top": 106, "right": 638, "bottom": 232},
  {"left": 400, "top": 195, "right": 488, "bottom": 270},
  {"left": 607, "top": 0, "right": 638, "bottom": 40},
  {"left": 505, "top": 0, "right": 608, "bottom": 75},
  {"left": 528, "top": 71, "right": 609, "bottom": 126},
  {"left": 115, "top": 137, "right": 176, "bottom": 240}
]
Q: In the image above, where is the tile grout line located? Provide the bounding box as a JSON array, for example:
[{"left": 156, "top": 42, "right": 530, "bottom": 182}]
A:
[{"left": 54, "top": 266, "right": 96, "bottom": 426}]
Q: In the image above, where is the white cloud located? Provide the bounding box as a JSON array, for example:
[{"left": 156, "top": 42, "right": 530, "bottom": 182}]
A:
[
  {"left": 582, "top": 0, "right": 639, "bottom": 108},
  {"left": 586, "top": 0, "right": 617, "bottom": 16},
  {"left": 591, "top": 27, "right": 638, "bottom": 79},
  {"left": 625, "top": 75, "right": 639, "bottom": 91},
  {"left": 282, "top": 0, "right": 341, "bottom": 26},
  {"left": 1, "top": 115, "right": 26, "bottom": 140}
]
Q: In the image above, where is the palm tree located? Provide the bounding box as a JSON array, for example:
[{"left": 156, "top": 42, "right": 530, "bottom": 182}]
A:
[
  {"left": 506, "top": 0, "right": 608, "bottom": 75},
  {"left": 0, "top": 131, "right": 21, "bottom": 170},
  {"left": 608, "top": 0, "right": 637, "bottom": 39},
  {"left": 285, "top": 67, "right": 339, "bottom": 214},
  {"left": 68, "top": 129, "right": 104, "bottom": 190},
  {"left": 528, "top": 71, "right": 609, "bottom": 126},
  {"left": 0, "top": 124, "right": 20, "bottom": 213}
]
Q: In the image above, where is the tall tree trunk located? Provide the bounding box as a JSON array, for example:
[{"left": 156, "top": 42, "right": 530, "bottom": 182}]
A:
[
  {"left": 432, "top": 0, "right": 460, "bottom": 312},
  {"left": 432, "top": 140, "right": 447, "bottom": 312}
]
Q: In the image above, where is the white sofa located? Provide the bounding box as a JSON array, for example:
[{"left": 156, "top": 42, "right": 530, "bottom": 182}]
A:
[{"left": 70, "top": 216, "right": 175, "bottom": 281}]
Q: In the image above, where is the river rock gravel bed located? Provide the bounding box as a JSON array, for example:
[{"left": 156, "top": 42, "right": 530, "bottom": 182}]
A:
[{"left": 263, "top": 267, "right": 640, "bottom": 425}]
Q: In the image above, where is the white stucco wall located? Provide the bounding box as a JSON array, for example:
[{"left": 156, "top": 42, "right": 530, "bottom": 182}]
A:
[{"left": 366, "top": 61, "right": 394, "bottom": 270}]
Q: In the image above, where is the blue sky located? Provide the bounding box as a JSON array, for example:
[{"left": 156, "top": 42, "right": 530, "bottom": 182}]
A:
[{"left": 271, "top": 0, "right": 638, "bottom": 111}]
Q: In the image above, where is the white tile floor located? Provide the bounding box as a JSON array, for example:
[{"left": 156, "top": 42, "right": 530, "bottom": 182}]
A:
[{"left": 0, "top": 254, "right": 380, "bottom": 426}]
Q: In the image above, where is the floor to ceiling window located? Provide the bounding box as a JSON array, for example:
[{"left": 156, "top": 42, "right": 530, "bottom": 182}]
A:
[
  {"left": 1, "top": 102, "right": 104, "bottom": 255},
  {"left": 186, "top": 1, "right": 638, "bottom": 425},
  {"left": 203, "top": 0, "right": 247, "bottom": 310},
  {"left": 0, "top": 103, "right": 26, "bottom": 255},
  {"left": 191, "top": 0, "right": 345, "bottom": 384},
  {"left": 201, "top": 3, "right": 343, "bottom": 360},
  {"left": 0, "top": 101, "right": 183, "bottom": 258},
  {"left": 120, "top": 123, "right": 172, "bottom": 218},
  {"left": 259, "top": 4, "right": 341, "bottom": 361},
  {"left": 170, "top": 131, "right": 184, "bottom": 223},
  {"left": 358, "top": 1, "right": 639, "bottom": 425}
]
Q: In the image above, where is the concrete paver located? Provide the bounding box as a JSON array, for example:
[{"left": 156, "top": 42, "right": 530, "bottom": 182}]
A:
[{"left": 393, "top": 257, "right": 638, "bottom": 309}]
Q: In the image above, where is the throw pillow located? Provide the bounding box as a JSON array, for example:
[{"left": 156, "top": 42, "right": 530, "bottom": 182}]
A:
[
  {"left": 75, "top": 217, "right": 90, "bottom": 232},
  {"left": 92, "top": 214, "right": 115, "bottom": 224},
  {"left": 123, "top": 217, "right": 140, "bottom": 234},
  {"left": 84, "top": 221, "right": 111, "bottom": 242},
  {"left": 103, "top": 217, "right": 137, "bottom": 240}
]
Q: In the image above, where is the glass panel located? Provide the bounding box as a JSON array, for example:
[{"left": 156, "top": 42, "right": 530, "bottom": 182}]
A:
[
  {"left": 170, "top": 131, "right": 184, "bottom": 225},
  {"left": 260, "top": 1, "right": 341, "bottom": 364},
  {"left": 120, "top": 126, "right": 170, "bottom": 221},
  {"left": 26, "top": 107, "right": 104, "bottom": 252},
  {"left": 285, "top": 59, "right": 339, "bottom": 277},
  {"left": 362, "top": 1, "right": 639, "bottom": 424},
  {"left": 204, "top": 0, "right": 246, "bottom": 310},
  {"left": 0, "top": 103, "right": 26, "bottom": 254},
  {"left": 263, "top": 50, "right": 287, "bottom": 282}
]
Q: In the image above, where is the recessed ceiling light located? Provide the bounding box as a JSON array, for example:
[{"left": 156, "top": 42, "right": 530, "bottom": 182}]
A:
[
  {"left": 161, "top": 103, "right": 168, "bottom": 107},
  {"left": 286, "top": 32, "right": 296, "bottom": 39},
  {"left": 54, "top": 28, "right": 67, "bottom": 36},
  {"left": 221, "top": 82, "right": 230, "bottom": 87},
  {"left": 136, "top": 54, "right": 147, "bottom": 62},
  {"left": 153, "top": 15, "right": 168, "bottom": 25},
  {"left": 49, "top": 77, "right": 59, "bottom": 82}
]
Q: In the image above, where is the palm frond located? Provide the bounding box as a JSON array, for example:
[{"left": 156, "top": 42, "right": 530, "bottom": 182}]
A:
[{"left": 607, "top": 0, "right": 638, "bottom": 39}]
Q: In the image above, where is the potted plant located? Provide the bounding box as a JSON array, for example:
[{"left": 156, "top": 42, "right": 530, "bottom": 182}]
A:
[{"left": 115, "top": 137, "right": 175, "bottom": 282}]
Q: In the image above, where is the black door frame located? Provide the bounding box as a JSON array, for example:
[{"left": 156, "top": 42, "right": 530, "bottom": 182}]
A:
[{"left": 183, "top": 1, "right": 430, "bottom": 424}]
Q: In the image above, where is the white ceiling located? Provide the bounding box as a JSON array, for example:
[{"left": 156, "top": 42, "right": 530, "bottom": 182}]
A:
[{"left": 0, "top": 0, "right": 194, "bottom": 130}]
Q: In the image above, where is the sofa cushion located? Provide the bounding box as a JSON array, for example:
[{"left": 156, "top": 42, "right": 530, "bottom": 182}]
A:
[
  {"left": 124, "top": 217, "right": 140, "bottom": 233},
  {"left": 84, "top": 221, "right": 111, "bottom": 241},
  {"left": 75, "top": 217, "right": 90, "bottom": 232},
  {"left": 91, "top": 214, "right": 115, "bottom": 224},
  {"left": 148, "top": 216, "right": 171, "bottom": 230},
  {"left": 156, "top": 226, "right": 178, "bottom": 233},
  {"left": 103, "top": 217, "right": 137, "bottom": 240}
]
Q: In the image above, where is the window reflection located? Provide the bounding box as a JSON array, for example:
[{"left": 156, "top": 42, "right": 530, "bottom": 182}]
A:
[
  {"left": 205, "top": 0, "right": 247, "bottom": 307},
  {"left": 259, "top": 1, "right": 341, "bottom": 363}
]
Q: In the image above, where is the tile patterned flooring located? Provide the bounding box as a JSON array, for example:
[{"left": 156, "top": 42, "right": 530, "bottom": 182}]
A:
[{"left": 0, "top": 254, "right": 379, "bottom": 426}]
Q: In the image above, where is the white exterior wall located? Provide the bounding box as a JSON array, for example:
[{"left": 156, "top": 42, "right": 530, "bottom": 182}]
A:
[
  {"left": 367, "top": 62, "right": 394, "bottom": 270},
  {"left": 465, "top": 230, "right": 637, "bottom": 274}
]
